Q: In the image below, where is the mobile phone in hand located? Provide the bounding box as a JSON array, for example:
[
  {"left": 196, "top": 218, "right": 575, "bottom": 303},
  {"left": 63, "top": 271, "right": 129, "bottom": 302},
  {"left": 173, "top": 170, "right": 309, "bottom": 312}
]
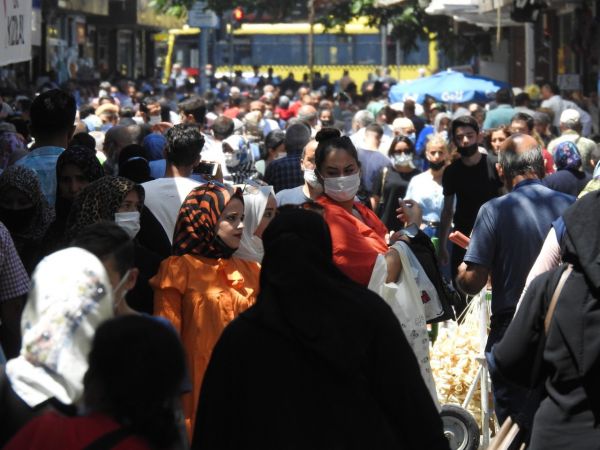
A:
[{"left": 194, "top": 161, "right": 219, "bottom": 177}]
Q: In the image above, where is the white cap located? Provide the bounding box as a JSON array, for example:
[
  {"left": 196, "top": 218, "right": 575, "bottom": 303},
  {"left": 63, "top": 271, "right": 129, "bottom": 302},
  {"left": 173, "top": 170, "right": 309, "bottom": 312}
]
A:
[{"left": 560, "top": 108, "right": 580, "bottom": 125}]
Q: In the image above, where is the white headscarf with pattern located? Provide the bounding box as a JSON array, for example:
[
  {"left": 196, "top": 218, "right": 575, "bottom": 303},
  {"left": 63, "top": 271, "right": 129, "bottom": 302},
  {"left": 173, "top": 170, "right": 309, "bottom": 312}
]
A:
[{"left": 6, "top": 247, "right": 114, "bottom": 407}]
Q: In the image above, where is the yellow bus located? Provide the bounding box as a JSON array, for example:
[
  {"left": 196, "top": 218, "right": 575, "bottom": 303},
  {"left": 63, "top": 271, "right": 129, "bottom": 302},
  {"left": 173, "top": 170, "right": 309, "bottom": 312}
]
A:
[{"left": 157, "top": 18, "right": 438, "bottom": 89}]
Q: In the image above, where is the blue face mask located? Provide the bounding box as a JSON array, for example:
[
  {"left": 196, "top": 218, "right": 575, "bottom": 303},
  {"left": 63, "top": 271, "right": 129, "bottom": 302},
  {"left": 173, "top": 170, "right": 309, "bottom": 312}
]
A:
[{"left": 407, "top": 132, "right": 416, "bottom": 143}]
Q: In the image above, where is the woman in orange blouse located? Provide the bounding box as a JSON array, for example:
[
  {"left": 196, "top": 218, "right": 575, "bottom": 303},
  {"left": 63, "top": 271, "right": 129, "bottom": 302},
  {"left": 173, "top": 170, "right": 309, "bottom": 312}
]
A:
[
  {"left": 151, "top": 183, "right": 260, "bottom": 439},
  {"left": 315, "top": 128, "right": 403, "bottom": 286}
]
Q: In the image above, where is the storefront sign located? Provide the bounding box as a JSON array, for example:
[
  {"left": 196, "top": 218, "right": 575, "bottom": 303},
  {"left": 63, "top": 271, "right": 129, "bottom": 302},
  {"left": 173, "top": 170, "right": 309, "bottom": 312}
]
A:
[
  {"left": 188, "top": 2, "right": 219, "bottom": 28},
  {"left": 557, "top": 74, "right": 581, "bottom": 91},
  {"left": 57, "top": 0, "right": 108, "bottom": 15},
  {"left": 1, "top": 0, "right": 32, "bottom": 66}
]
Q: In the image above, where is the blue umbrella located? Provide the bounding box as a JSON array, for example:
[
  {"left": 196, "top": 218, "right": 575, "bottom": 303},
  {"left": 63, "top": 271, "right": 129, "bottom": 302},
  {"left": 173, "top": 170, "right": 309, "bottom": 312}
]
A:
[{"left": 389, "top": 70, "right": 510, "bottom": 104}]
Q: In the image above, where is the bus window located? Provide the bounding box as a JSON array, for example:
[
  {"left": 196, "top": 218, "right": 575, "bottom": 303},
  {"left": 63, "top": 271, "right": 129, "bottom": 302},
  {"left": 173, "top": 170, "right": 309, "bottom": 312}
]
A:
[
  {"left": 235, "top": 37, "right": 252, "bottom": 65},
  {"left": 354, "top": 35, "right": 380, "bottom": 65},
  {"left": 253, "top": 35, "right": 304, "bottom": 65},
  {"left": 312, "top": 34, "right": 355, "bottom": 65},
  {"left": 404, "top": 37, "right": 430, "bottom": 65}
]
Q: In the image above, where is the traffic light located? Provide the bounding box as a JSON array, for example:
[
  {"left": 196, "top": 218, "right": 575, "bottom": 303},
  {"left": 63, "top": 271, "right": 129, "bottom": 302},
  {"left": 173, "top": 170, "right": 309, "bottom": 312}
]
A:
[{"left": 232, "top": 7, "right": 244, "bottom": 29}]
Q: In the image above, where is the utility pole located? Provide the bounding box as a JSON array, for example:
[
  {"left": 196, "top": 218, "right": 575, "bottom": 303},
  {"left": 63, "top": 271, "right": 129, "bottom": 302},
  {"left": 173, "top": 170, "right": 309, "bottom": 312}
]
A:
[
  {"left": 524, "top": 22, "right": 535, "bottom": 85},
  {"left": 381, "top": 20, "right": 387, "bottom": 68},
  {"left": 308, "top": 0, "right": 315, "bottom": 86}
]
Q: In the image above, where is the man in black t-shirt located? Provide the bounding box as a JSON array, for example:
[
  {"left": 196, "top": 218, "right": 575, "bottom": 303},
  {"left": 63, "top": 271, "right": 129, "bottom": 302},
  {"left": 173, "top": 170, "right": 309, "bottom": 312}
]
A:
[{"left": 439, "top": 116, "right": 502, "bottom": 282}]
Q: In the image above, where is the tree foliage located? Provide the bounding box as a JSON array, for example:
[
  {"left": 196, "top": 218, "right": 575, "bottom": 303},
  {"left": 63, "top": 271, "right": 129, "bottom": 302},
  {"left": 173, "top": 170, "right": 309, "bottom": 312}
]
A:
[{"left": 150, "top": 0, "right": 488, "bottom": 63}]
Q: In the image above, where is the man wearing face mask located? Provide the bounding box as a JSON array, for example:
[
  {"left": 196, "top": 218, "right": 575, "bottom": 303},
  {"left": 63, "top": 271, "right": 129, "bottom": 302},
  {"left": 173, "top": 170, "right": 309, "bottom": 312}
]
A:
[
  {"left": 264, "top": 122, "right": 311, "bottom": 192},
  {"left": 276, "top": 140, "right": 322, "bottom": 206},
  {"left": 439, "top": 116, "right": 503, "bottom": 284}
]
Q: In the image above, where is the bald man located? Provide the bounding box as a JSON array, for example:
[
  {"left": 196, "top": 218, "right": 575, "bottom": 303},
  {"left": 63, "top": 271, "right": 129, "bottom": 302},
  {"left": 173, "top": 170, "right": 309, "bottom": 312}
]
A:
[
  {"left": 456, "top": 133, "right": 574, "bottom": 424},
  {"left": 102, "top": 125, "right": 139, "bottom": 174}
]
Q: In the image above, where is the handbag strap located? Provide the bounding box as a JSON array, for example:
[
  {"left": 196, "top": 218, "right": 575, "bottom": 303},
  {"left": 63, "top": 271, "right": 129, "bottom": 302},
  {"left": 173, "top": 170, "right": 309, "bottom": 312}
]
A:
[
  {"left": 544, "top": 264, "right": 573, "bottom": 334},
  {"left": 83, "top": 427, "right": 131, "bottom": 450}
]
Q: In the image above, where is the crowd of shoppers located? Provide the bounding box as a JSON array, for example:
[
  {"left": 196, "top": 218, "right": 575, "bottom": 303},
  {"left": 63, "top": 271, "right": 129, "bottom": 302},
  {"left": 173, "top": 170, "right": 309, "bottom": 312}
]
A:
[{"left": 0, "top": 70, "right": 599, "bottom": 449}]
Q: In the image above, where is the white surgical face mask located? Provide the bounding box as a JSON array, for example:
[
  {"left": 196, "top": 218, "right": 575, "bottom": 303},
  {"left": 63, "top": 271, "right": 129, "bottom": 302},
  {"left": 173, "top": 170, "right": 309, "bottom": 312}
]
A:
[
  {"left": 303, "top": 168, "right": 321, "bottom": 189},
  {"left": 148, "top": 115, "right": 161, "bottom": 125},
  {"left": 114, "top": 211, "right": 140, "bottom": 239},
  {"left": 322, "top": 172, "right": 361, "bottom": 202},
  {"left": 392, "top": 153, "right": 415, "bottom": 168},
  {"left": 224, "top": 152, "right": 240, "bottom": 167}
]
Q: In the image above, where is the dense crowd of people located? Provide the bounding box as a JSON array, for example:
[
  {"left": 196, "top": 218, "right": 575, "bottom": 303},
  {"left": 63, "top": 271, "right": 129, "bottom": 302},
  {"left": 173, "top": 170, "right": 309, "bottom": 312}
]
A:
[{"left": 0, "top": 70, "right": 599, "bottom": 449}]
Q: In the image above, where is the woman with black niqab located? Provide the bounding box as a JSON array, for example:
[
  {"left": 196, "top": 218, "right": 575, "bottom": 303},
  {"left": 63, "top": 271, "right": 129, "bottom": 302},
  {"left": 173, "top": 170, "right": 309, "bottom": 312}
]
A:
[
  {"left": 193, "top": 208, "right": 449, "bottom": 450},
  {"left": 493, "top": 190, "right": 600, "bottom": 448}
]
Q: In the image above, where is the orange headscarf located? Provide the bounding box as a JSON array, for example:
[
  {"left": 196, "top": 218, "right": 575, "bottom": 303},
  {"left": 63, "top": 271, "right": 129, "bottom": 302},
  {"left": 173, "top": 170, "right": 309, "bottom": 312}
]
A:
[{"left": 172, "top": 182, "right": 243, "bottom": 259}]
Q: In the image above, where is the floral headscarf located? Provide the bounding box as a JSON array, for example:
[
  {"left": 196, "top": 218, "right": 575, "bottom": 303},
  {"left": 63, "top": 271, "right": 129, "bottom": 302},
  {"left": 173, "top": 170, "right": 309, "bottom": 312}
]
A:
[
  {"left": 5, "top": 247, "right": 113, "bottom": 407},
  {"left": 554, "top": 141, "right": 582, "bottom": 171},
  {"left": 65, "top": 175, "right": 144, "bottom": 242},
  {"left": 0, "top": 165, "right": 55, "bottom": 241},
  {"left": 172, "top": 182, "right": 243, "bottom": 259},
  {"left": 0, "top": 131, "right": 27, "bottom": 170}
]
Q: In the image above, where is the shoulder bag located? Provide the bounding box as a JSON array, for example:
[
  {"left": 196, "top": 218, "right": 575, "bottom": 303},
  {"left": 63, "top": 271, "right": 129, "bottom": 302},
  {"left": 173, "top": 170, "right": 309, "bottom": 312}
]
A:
[{"left": 488, "top": 264, "right": 573, "bottom": 450}]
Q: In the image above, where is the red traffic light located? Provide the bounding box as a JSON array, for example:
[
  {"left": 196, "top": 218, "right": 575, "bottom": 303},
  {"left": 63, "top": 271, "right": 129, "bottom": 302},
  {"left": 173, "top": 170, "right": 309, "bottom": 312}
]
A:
[{"left": 232, "top": 7, "right": 244, "bottom": 22}]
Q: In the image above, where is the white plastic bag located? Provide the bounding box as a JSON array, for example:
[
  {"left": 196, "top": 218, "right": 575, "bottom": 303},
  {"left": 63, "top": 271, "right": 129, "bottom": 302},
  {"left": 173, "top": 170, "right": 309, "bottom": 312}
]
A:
[
  {"left": 401, "top": 243, "right": 445, "bottom": 322},
  {"left": 368, "top": 241, "right": 440, "bottom": 409}
]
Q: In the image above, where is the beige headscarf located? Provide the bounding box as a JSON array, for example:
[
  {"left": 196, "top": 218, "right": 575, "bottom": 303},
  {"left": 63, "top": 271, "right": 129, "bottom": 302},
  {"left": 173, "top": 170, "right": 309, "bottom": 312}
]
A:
[{"left": 5, "top": 247, "right": 114, "bottom": 407}]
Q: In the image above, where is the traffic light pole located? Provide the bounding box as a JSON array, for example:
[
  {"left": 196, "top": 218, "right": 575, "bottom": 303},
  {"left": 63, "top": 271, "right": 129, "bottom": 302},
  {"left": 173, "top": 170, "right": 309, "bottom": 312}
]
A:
[
  {"left": 229, "top": 21, "right": 234, "bottom": 78},
  {"left": 199, "top": 29, "right": 209, "bottom": 93}
]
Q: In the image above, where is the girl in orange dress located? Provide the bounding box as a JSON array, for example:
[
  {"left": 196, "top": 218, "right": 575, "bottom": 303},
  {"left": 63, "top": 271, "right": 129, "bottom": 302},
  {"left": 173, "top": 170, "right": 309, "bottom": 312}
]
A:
[{"left": 151, "top": 183, "right": 260, "bottom": 439}]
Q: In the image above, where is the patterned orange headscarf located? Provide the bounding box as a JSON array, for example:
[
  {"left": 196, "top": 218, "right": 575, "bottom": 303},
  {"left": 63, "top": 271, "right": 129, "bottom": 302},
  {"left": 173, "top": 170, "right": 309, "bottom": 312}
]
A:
[{"left": 172, "top": 182, "right": 244, "bottom": 259}]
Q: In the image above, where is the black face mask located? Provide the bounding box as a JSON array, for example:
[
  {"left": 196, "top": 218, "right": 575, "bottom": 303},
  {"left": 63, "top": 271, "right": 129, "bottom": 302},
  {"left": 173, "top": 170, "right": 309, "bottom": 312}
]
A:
[
  {"left": 429, "top": 161, "right": 446, "bottom": 171},
  {"left": 321, "top": 119, "right": 334, "bottom": 127},
  {"left": 0, "top": 206, "right": 35, "bottom": 233},
  {"left": 457, "top": 143, "right": 478, "bottom": 157}
]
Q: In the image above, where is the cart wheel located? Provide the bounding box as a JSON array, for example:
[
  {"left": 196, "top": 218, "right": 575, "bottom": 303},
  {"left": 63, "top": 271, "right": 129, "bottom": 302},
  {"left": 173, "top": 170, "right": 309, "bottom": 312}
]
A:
[{"left": 440, "top": 404, "right": 480, "bottom": 450}]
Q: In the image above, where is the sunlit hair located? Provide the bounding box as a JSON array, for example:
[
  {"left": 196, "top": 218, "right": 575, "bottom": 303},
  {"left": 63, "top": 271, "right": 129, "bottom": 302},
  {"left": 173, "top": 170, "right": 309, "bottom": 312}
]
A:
[{"left": 425, "top": 133, "right": 449, "bottom": 153}]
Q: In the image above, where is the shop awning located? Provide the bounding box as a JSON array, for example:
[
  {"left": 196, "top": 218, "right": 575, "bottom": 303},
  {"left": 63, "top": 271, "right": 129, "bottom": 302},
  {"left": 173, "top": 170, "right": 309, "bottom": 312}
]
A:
[
  {"left": 374, "top": 0, "right": 410, "bottom": 6},
  {"left": 426, "top": 0, "right": 520, "bottom": 27},
  {"left": 425, "top": 0, "right": 479, "bottom": 15}
]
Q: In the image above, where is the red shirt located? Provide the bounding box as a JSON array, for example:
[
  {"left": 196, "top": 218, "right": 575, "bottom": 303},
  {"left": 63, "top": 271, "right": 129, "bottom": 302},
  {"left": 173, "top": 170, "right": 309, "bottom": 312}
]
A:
[
  {"left": 543, "top": 148, "right": 555, "bottom": 175},
  {"left": 275, "top": 106, "right": 294, "bottom": 121},
  {"left": 288, "top": 100, "right": 304, "bottom": 117},
  {"left": 317, "top": 196, "right": 389, "bottom": 286},
  {"left": 223, "top": 107, "right": 240, "bottom": 119},
  {"left": 4, "top": 412, "right": 151, "bottom": 450}
]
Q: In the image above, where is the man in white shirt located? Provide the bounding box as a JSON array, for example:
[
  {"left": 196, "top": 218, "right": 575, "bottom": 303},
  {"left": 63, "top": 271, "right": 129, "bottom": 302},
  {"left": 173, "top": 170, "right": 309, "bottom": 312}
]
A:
[
  {"left": 350, "top": 110, "right": 391, "bottom": 154},
  {"left": 541, "top": 82, "right": 566, "bottom": 129},
  {"left": 139, "top": 124, "right": 202, "bottom": 258}
]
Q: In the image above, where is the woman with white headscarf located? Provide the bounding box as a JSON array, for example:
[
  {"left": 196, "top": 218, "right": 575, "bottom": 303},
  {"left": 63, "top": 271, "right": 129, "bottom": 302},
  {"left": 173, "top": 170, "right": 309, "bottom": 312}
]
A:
[
  {"left": 235, "top": 185, "right": 276, "bottom": 263},
  {"left": 0, "top": 247, "right": 114, "bottom": 447}
]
